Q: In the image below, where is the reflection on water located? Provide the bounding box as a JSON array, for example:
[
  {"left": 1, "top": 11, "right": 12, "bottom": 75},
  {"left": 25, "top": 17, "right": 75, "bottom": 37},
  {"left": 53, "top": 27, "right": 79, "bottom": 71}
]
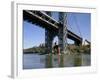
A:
[
  {"left": 45, "top": 54, "right": 52, "bottom": 68},
  {"left": 23, "top": 53, "right": 90, "bottom": 69},
  {"left": 74, "top": 55, "right": 82, "bottom": 66}
]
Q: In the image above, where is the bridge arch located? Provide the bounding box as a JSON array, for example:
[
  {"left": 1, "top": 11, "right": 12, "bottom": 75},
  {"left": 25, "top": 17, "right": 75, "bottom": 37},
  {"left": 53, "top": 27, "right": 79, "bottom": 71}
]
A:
[{"left": 53, "top": 36, "right": 59, "bottom": 45}]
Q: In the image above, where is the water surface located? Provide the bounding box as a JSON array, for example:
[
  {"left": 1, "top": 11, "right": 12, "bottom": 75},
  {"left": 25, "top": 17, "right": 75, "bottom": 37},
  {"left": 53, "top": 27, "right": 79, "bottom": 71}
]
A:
[{"left": 23, "top": 53, "right": 90, "bottom": 69}]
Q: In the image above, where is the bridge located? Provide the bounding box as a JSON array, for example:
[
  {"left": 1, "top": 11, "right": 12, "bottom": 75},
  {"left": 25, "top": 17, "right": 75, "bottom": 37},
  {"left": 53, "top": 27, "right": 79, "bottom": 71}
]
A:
[{"left": 23, "top": 10, "right": 82, "bottom": 53}]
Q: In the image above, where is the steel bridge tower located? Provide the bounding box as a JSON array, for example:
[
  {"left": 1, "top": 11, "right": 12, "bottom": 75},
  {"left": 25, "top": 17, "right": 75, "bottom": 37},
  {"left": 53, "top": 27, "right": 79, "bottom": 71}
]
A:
[
  {"left": 58, "top": 12, "right": 67, "bottom": 53},
  {"left": 45, "top": 12, "right": 67, "bottom": 54}
]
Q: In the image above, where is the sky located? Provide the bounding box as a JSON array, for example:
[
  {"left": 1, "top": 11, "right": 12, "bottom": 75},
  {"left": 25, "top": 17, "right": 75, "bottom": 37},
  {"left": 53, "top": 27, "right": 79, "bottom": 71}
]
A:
[{"left": 23, "top": 12, "right": 91, "bottom": 49}]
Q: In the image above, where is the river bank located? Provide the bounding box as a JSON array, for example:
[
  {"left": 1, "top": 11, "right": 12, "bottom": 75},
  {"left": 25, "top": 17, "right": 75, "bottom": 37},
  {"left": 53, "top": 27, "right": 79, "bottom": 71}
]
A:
[{"left": 23, "top": 45, "right": 90, "bottom": 55}]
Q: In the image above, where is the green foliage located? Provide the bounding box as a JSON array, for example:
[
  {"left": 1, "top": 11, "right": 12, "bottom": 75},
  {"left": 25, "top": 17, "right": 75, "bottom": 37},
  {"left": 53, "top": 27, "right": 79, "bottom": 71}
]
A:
[
  {"left": 23, "top": 44, "right": 46, "bottom": 54},
  {"left": 24, "top": 43, "right": 90, "bottom": 55},
  {"left": 67, "top": 45, "right": 90, "bottom": 54}
]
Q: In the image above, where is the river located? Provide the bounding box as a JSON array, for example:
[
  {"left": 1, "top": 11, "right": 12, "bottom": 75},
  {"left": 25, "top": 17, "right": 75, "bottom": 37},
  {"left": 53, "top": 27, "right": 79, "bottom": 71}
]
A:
[{"left": 23, "top": 53, "right": 90, "bottom": 69}]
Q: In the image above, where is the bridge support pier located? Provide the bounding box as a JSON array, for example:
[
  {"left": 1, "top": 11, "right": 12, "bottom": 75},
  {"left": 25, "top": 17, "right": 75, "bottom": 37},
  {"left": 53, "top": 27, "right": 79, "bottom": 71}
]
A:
[
  {"left": 45, "top": 29, "right": 55, "bottom": 53},
  {"left": 75, "top": 41, "right": 82, "bottom": 46},
  {"left": 58, "top": 25, "right": 67, "bottom": 53}
]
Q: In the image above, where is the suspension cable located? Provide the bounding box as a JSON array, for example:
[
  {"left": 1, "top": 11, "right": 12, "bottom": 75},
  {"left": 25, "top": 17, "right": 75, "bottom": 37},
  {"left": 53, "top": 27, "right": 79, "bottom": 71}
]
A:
[
  {"left": 67, "top": 14, "right": 73, "bottom": 30},
  {"left": 73, "top": 14, "right": 82, "bottom": 38}
]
